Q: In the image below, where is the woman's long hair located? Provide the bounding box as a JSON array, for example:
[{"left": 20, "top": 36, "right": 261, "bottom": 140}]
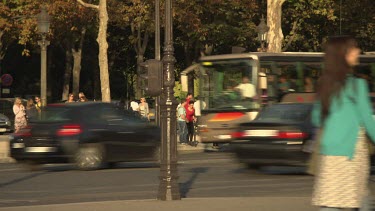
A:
[{"left": 317, "top": 36, "right": 358, "bottom": 121}]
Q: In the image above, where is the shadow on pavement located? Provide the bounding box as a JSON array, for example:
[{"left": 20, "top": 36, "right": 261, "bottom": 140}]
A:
[
  {"left": 179, "top": 167, "right": 209, "bottom": 198},
  {"left": 233, "top": 165, "right": 309, "bottom": 176},
  {"left": 0, "top": 171, "right": 47, "bottom": 188}
]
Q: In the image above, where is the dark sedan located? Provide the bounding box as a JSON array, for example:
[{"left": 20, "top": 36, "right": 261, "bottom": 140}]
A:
[
  {"left": 9, "top": 102, "right": 161, "bottom": 170},
  {"left": 0, "top": 113, "right": 12, "bottom": 133},
  {"left": 230, "top": 103, "right": 314, "bottom": 169}
]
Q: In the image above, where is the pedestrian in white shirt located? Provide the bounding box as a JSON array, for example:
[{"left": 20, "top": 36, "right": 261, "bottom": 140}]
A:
[
  {"left": 235, "top": 76, "right": 256, "bottom": 99},
  {"left": 130, "top": 99, "right": 139, "bottom": 111}
]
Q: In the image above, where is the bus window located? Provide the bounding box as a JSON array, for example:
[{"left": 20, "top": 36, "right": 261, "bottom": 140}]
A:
[
  {"left": 260, "top": 60, "right": 323, "bottom": 100},
  {"left": 200, "top": 59, "right": 260, "bottom": 111}
]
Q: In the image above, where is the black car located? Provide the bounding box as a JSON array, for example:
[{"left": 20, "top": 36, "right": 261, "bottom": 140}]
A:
[
  {"left": 0, "top": 113, "right": 12, "bottom": 133},
  {"left": 230, "top": 103, "right": 314, "bottom": 168},
  {"left": 9, "top": 102, "right": 161, "bottom": 170}
]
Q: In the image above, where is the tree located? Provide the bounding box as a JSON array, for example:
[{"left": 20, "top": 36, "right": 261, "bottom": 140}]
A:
[
  {"left": 174, "top": 0, "right": 258, "bottom": 65},
  {"left": 115, "top": 0, "right": 154, "bottom": 99},
  {"left": 266, "top": 0, "right": 285, "bottom": 52},
  {"left": 77, "top": 0, "right": 110, "bottom": 102},
  {"left": 282, "top": 0, "right": 336, "bottom": 52},
  {"left": 50, "top": 0, "right": 95, "bottom": 100},
  {"left": 0, "top": 0, "right": 36, "bottom": 73},
  {"left": 336, "top": 0, "right": 375, "bottom": 52}
]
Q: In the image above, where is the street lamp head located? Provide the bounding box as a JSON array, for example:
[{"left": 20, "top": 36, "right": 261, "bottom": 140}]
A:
[
  {"left": 37, "top": 6, "right": 50, "bottom": 34},
  {"left": 256, "top": 15, "right": 269, "bottom": 42}
]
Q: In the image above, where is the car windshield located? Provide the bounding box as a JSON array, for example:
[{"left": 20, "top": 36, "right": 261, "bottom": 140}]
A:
[
  {"left": 39, "top": 107, "right": 72, "bottom": 122},
  {"left": 256, "top": 104, "right": 312, "bottom": 122}
]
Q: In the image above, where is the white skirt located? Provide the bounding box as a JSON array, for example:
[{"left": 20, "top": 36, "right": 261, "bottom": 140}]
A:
[{"left": 312, "top": 129, "right": 370, "bottom": 208}]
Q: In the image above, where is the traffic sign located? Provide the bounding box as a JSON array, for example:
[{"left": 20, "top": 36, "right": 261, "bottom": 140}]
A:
[{"left": 1, "top": 74, "right": 13, "bottom": 87}]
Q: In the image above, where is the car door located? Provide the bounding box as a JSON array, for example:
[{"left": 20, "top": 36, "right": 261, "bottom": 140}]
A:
[
  {"left": 110, "top": 110, "right": 158, "bottom": 161},
  {"left": 82, "top": 106, "right": 117, "bottom": 161},
  {"left": 96, "top": 106, "right": 139, "bottom": 161}
]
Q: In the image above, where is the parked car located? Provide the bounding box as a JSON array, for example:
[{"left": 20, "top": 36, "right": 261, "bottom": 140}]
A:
[
  {"left": 9, "top": 102, "right": 161, "bottom": 170},
  {"left": 0, "top": 113, "right": 12, "bottom": 134},
  {"left": 230, "top": 103, "right": 314, "bottom": 169}
]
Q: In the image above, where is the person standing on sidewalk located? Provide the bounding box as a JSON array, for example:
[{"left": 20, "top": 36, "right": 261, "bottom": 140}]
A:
[
  {"left": 130, "top": 98, "right": 139, "bottom": 112},
  {"left": 78, "top": 92, "right": 88, "bottom": 102},
  {"left": 13, "top": 97, "right": 27, "bottom": 133},
  {"left": 34, "top": 96, "right": 42, "bottom": 113},
  {"left": 26, "top": 98, "right": 38, "bottom": 121},
  {"left": 186, "top": 100, "right": 196, "bottom": 145},
  {"left": 138, "top": 97, "right": 150, "bottom": 121},
  {"left": 311, "top": 36, "right": 375, "bottom": 211},
  {"left": 177, "top": 100, "right": 188, "bottom": 145},
  {"left": 66, "top": 93, "right": 76, "bottom": 103},
  {"left": 184, "top": 93, "right": 193, "bottom": 110}
]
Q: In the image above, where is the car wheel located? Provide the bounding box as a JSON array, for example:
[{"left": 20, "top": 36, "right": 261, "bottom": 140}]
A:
[{"left": 75, "top": 144, "right": 104, "bottom": 170}]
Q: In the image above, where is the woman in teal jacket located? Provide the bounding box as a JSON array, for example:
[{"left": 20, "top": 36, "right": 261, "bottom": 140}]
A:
[{"left": 311, "top": 36, "right": 375, "bottom": 211}]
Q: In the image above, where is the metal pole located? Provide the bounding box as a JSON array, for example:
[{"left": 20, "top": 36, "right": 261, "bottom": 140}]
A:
[
  {"left": 155, "top": 0, "right": 161, "bottom": 127},
  {"left": 38, "top": 34, "right": 50, "bottom": 107},
  {"left": 158, "top": 0, "right": 180, "bottom": 201}
]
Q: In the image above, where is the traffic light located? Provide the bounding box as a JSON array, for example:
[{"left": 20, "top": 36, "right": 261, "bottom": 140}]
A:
[{"left": 138, "top": 59, "right": 163, "bottom": 96}]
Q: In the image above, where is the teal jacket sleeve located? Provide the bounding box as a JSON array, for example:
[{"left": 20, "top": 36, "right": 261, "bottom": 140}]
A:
[
  {"left": 356, "top": 78, "right": 375, "bottom": 143},
  {"left": 311, "top": 101, "right": 321, "bottom": 127}
]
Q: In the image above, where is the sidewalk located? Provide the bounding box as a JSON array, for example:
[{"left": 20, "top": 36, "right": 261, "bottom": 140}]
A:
[{"left": 0, "top": 197, "right": 318, "bottom": 211}]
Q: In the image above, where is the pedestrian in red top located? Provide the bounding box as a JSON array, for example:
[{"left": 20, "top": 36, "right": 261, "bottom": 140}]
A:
[
  {"left": 186, "top": 100, "right": 196, "bottom": 145},
  {"left": 184, "top": 93, "right": 193, "bottom": 110}
]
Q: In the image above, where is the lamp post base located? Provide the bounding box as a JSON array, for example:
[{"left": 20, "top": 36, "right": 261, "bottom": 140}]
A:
[
  {"left": 157, "top": 100, "right": 180, "bottom": 201},
  {"left": 157, "top": 163, "right": 180, "bottom": 200}
]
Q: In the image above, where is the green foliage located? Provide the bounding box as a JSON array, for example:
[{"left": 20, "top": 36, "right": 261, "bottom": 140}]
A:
[
  {"left": 174, "top": 0, "right": 259, "bottom": 58},
  {"left": 173, "top": 81, "right": 183, "bottom": 100},
  {"left": 336, "top": 0, "right": 375, "bottom": 52},
  {"left": 282, "top": 0, "right": 337, "bottom": 51}
]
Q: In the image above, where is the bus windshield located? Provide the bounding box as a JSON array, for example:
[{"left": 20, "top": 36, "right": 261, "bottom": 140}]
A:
[{"left": 199, "top": 59, "right": 260, "bottom": 111}]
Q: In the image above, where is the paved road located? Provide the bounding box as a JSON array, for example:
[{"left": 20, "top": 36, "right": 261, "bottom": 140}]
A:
[{"left": 0, "top": 151, "right": 323, "bottom": 208}]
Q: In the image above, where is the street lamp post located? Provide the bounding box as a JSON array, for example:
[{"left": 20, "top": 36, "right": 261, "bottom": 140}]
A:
[
  {"left": 256, "top": 16, "right": 269, "bottom": 52},
  {"left": 37, "top": 6, "right": 50, "bottom": 107},
  {"left": 157, "top": 0, "right": 180, "bottom": 201}
]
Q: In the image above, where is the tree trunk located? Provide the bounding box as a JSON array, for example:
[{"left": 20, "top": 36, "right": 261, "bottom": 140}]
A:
[
  {"left": 62, "top": 47, "right": 73, "bottom": 101},
  {"left": 0, "top": 31, "right": 5, "bottom": 62},
  {"left": 267, "top": 0, "right": 286, "bottom": 53},
  {"left": 72, "top": 27, "right": 86, "bottom": 98},
  {"left": 72, "top": 50, "right": 82, "bottom": 97},
  {"left": 135, "top": 53, "right": 144, "bottom": 99},
  {"left": 97, "top": 0, "right": 110, "bottom": 102},
  {"left": 77, "top": 0, "right": 110, "bottom": 102}
]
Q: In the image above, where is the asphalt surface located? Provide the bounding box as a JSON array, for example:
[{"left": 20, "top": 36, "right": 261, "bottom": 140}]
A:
[{"left": 0, "top": 138, "right": 372, "bottom": 211}]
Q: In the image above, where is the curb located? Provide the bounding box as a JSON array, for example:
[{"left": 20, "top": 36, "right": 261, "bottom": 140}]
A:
[
  {"left": 0, "top": 157, "right": 15, "bottom": 163},
  {"left": 0, "top": 197, "right": 317, "bottom": 211}
]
